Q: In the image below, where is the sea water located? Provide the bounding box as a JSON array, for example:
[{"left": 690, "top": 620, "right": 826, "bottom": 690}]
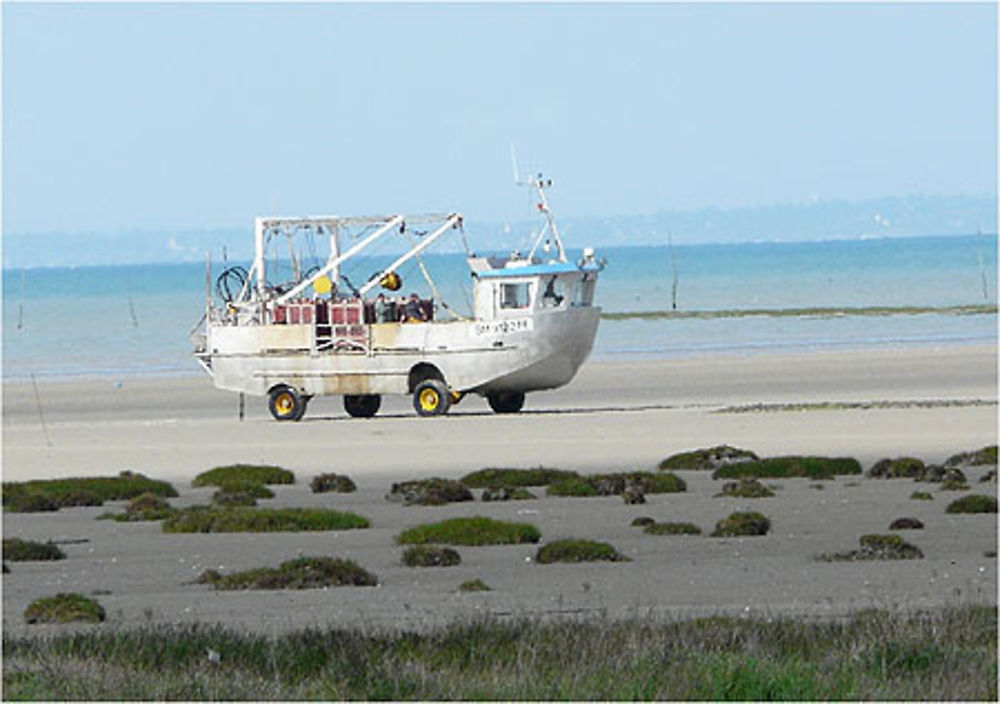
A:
[{"left": 2, "top": 234, "right": 996, "bottom": 381}]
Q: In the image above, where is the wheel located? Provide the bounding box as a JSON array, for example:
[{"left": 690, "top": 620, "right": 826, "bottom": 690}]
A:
[
  {"left": 344, "top": 394, "right": 381, "bottom": 418},
  {"left": 268, "top": 385, "right": 307, "bottom": 421},
  {"left": 487, "top": 391, "right": 525, "bottom": 414},
  {"left": 413, "top": 379, "right": 451, "bottom": 417}
]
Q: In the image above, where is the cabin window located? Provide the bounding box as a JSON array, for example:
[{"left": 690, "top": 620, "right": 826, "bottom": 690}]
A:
[
  {"left": 540, "top": 277, "right": 566, "bottom": 308},
  {"left": 499, "top": 282, "right": 532, "bottom": 309},
  {"left": 574, "top": 276, "right": 596, "bottom": 307}
]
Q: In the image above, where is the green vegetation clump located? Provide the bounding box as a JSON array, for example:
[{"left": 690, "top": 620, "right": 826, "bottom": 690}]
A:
[
  {"left": 458, "top": 578, "right": 491, "bottom": 592},
  {"left": 460, "top": 467, "right": 579, "bottom": 488},
  {"left": 162, "top": 507, "right": 370, "bottom": 533},
  {"left": 867, "top": 457, "right": 925, "bottom": 479},
  {"left": 644, "top": 522, "right": 702, "bottom": 536},
  {"left": 2, "top": 605, "right": 996, "bottom": 700},
  {"left": 24, "top": 593, "right": 105, "bottom": 624},
  {"left": 213, "top": 480, "right": 274, "bottom": 499},
  {"left": 716, "top": 478, "right": 775, "bottom": 498},
  {"left": 198, "top": 557, "right": 377, "bottom": 590},
  {"left": 481, "top": 487, "right": 537, "bottom": 502},
  {"left": 401, "top": 546, "right": 462, "bottom": 567},
  {"left": 630, "top": 516, "right": 656, "bottom": 527},
  {"left": 658, "top": 445, "right": 759, "bottom": 470},
  {"left": 396, "top": 516, "right": 540, "bottom": 546},
  {"left": 548, "top": 472, "right": 685, "bottom": 497},
  {"left": 192, "top": 464, "right": 294, "bottom": 488},
  {"left": 211, "top": 490, "right": 257, "bottom": 508},
  {"left": 386, "top": 478, "right": 473, "bottom": 506},
  {"left": 711, "top": 512, "right": 771, "bottom": 537},
  {"left": 310, "top": 473, "right": 357, "bottom": 494},
  {"left": 535, "top": 539, "right": 629, "bottom": 564},
  {"left": 3, "top": 538, "right": 66, "bottom": 562},
  {"left": 822, "top": 534, "right": 924, "bottom": 561},
  {"left": 3, "top": 472, "right": 177, "bottom": 512},
  {"left": 97, "top": 492, "right": 176, "bottom": 522},
  {"left": 713, "top": 456, "right": 861, "bottom": 480},
  {"left": 910, "top": 491, "right": 934, "bottom": 501},
  {"left": 2, "top": 562, "right": 8, "bottom": 574},
  {"left": 945, "top": 445, "right": 998, "bottom": 468},
  {"left": 940, "top": 479, "right": 970, "bottom": 492},
  {"left": 889, "top": 517, "right": 924, "bottom": 530},
  {"left": 945, "top": 494, "right": 998, "bottom": 514}
]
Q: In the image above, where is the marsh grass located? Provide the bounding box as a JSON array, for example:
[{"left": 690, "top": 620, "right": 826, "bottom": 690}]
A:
[
  {"left": 867, "top": 457, "right": 926, "bottom": 479},
  {"left": 23, "top": 593, "right": 105, "bottom": 624},
  {"left": 547, "top": 472, "right": 686, "bottom": 497},
  {"left": 162, "top": 507, "right": 370, "bottom": 533},
  {"left": 460, "top": 467, "right": 579, "bottom": 488},
  {"left": 820, "top": 534, "right": 924, "bottom": 561},
  {"left": 193, "top": 465, "right": 295, "bottom": 487},
  {"left": 643, "top": 522, "right": 702, "bottom": 536},
  {"left": 458, "top": 578, "right": 491, "bottom": 592},
  {"left": 712, "top": 456, "right": 861, "bottom": 480},
  {"left": 211, "top": 490, "right": 257, "bottom": 508},
  {"left": 658, "top": 445, "right": 759, "bottom": 470},
  {"left": 3, "top": 472, "right": 177, "bottom": 512},
  {"left": 711, "top": 512, "right": 771, "bottom": 537},
  {"left": 946, "top": 494, "right": 998, "bottom": 514},
  {"left": 212, "top": 480, "right": 275, "bottom": 499},
  {"left": 716, "top": 478, "right": 774, "bottom": 498},
  {"left": 481, "top": 487, "right": 537, "bottom": 502},
  {"left": 3, "top": 538, "right": 65, "bottom": 562},
  {"left": 309, "top": 474, "right": 357, "bottom": 494},
  {"left": 401, "top": 546, "right": 461, "bottom": 567},
  {"left": 5, "top": 606, "right": 993, "bottom": 700},
  {"left": 98, "top": 491, "right": 177, "bottom": 522},
  {"left": 386, "top": 479, "right": 473, "bottom": 506},
  {"left": 197, "top": 557, "right": 377, "bottom": 590},
  {"left": 396, "top": 517, "right": 540, "bottom": 546},
  {"left": 946, "top": 445, "right": 999, "bottom": 467},
  {"left": 535, "top": 539, "right": 629, "bottom": 564},
  {"left": 910, "top": 491, "right": 934, "bottom": 501}
]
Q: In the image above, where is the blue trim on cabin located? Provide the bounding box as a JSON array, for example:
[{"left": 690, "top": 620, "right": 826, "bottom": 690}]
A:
[{"left": 475, "top": 261, "right": 601, "bottom": 279}]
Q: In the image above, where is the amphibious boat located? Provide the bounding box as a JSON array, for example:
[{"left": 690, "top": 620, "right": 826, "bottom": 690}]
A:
[{"left": 191, "top": 175, "right": 604, "bottom": 420}]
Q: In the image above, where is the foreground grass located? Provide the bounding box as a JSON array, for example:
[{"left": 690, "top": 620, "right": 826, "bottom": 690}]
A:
[
  {"left": 3, "top": 472, "right": 177, "bottom": 512},
  {"left": 3, "top": 606, "right": 995, "bottom": 700},
  {"left": 162, "top": 507, "right": 370, "bottom": 533}
]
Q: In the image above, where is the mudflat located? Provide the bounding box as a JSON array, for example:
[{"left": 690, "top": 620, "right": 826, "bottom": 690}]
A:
[{"left": 2, "top": 344, "right": 997, "bottom": 634}]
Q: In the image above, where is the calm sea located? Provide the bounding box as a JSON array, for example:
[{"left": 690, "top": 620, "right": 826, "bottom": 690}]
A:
[{"left": 2, "top": 234, "right": 996, "bottom": 381}]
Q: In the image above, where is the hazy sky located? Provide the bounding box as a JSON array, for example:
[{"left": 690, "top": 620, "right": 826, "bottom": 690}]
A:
[{"left": 3, "top": 2, "right": 997, "bottom": 237}]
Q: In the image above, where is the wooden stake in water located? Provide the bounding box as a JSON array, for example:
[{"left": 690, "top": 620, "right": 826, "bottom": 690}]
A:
[
  {"left": 977, "top": 228, "right": 989, "bottom": 302},
  {"left": 238, "top": 393, "right": 245, "bottom": 421},
  {"left": 16, "top": 269, "right": 26, "bottom": 330},
  {"left": 667, "top": 230, "right": 679, "bottom": 311},
  {"left": 30, "top": 374, "right": 52, "bottom": 447}
]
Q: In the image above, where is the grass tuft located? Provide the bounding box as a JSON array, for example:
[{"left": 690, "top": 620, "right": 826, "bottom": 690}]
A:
[
  {"left": 458, "top": 578, "right": 491, "bottom": 592},
  {"left": 192, "top": 464, "right": 294, "bottom": 487},
  {"left": 644, "top": 522, "right": 702, "bottom": 535},
  {"left": 867, "top": 457, "right": 925, "bottom": 479},
  {"left": 481, "top": 487, "right": 537, "bottom": 502},
  {"left": 397, "top": 516, "right": 540, "bottom": 546},
  {"left": 909, "top": 491, "right": 934, "bottom": 501},
  {"left": 889, "top": 517, "right": 924, "bottom": 530},
  {"left": 3, "top": 538, "right": 66, "bottom": 562},
  {"left": 24, "top": 593, "right": 105, "bottom": 624},
  {"left": 211, "top": 490, "right": 257, "bottom": 508},
  {"left": 716, "top": 478, "right": 775, "bottom": 498},
  {"left": 821, "top": 533, "right": 924, "bottom": 561},
  {"left": 460, "top": 467, "right": 579, "bottom": 488},
  {"left": 310, "top": 473, "right": 357, "bottom": 494},
  {"left": 535, "top": 539, "right": 629, "bottom": 564},
  {"left": 162, "top": 506, "right": 370, "bottom": 533},
  {"left": 630, "top": 516, "right": 656, "bottom": 527},
  {"left": 713, "top": 456, "right": 860, "bottom": 480},
  {"left": 3, "top": 472, "right": 177, "bottom": 512},
  {"left": 198, "top": 557, "right": 377, "bottom": 590},
  {"left": 548, "top": 472, "right": 685, "bottom": 497},
  {"left": 711, "top": 512, "right": 771, "bottom": 537},
  {"left": 658, "top": 445, "right": 759, "bottom": 470},
  {"left": 402, "top": 546, "right": 462, "bottom": 567},
  {"left": 945, "top": 494, "right": 998, "bottom": 514},
  {"left": 212, "top": 480, "right": 275, "bottom": 499},
  {"left": 386, "top": 478, "right": 473, "bottom": 506},
  {"left": 945, "top": 445, "right": 998, "bottom": 468}
]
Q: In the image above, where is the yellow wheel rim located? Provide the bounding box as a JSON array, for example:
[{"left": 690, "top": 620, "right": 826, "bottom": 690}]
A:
[
  {"left": 419, "top": 388, "right": 439, "bottom": 412},
  {"left": 275, "top": 392, "right": 295, "bottom": 416}
]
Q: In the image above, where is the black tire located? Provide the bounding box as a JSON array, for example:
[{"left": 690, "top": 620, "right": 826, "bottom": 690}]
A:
[
  {"left": 344, "top": 394, "right": 381, "bottom": 418},
  {"left": 268, "top": 385, "right": 307, "bottom": 421},
  {"left": 487, "top": 391, "right": 525, "bottom": 414},
  {"left": 413, "top": 379, "right": 451, "bottom": 417}
]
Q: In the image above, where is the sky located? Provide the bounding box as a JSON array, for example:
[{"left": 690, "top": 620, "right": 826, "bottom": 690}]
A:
[{"left": 2, "top": 2, "right": 997, "bottom": 245}]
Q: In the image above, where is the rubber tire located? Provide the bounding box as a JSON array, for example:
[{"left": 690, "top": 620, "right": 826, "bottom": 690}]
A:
[
  {"left": 487, "top": 391, "right": 525, "bottom": 414},
  {"left": 413, "top": 379, "right": 451, "bottom": 417},
  {"left": 344, "top": 394, "right": 381, "bottom": 418},
  {"left": 268, "top": 385, "right": 307, "bottom": 422}
]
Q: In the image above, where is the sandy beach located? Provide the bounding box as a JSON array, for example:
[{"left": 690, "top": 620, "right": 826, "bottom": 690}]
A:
[{"left": 3, "top": 343, "right": 997, "bottom": 634}]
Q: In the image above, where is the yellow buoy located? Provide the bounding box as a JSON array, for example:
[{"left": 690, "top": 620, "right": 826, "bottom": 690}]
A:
[
  {"left": 313, "top": 275, "right": 333, "bottom": 295},
  {"left": 380, "top": 272, "right": 402, "bottom": 291}
]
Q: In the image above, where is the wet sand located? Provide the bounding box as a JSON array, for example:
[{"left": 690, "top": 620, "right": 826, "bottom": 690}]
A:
[{"left": 2, "top": 344, "right": 997, "bottom": 634}]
